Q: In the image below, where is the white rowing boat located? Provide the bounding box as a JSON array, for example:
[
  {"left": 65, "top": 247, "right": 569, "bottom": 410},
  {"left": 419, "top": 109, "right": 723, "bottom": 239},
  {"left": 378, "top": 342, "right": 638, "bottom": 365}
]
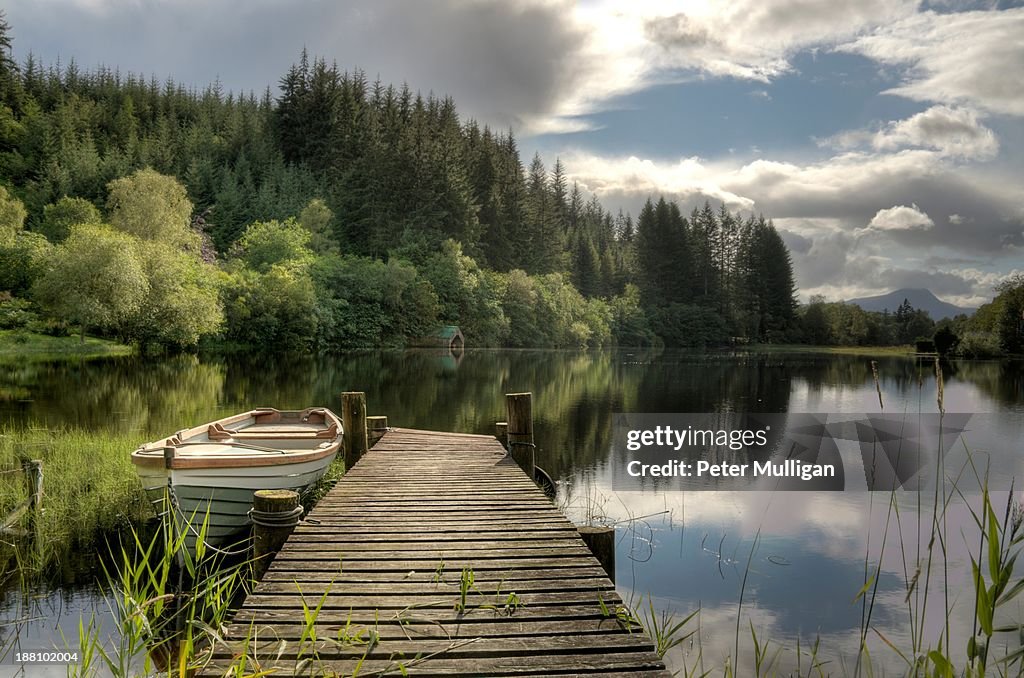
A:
[{"left": 131, "top": 407, "right": 342, "bottom": 554}]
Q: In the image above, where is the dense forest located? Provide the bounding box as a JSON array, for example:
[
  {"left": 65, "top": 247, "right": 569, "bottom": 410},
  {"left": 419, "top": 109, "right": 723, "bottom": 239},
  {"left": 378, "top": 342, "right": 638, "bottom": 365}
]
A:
[{"left": 0, "top": 13, "right": 1020, "bottom": 355}]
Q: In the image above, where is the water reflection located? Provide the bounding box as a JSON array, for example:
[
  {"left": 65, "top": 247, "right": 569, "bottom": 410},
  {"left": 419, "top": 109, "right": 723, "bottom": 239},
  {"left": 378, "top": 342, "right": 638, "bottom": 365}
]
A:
[{"left": 0, "top": 348, "right": 1022, "bottom": 673}]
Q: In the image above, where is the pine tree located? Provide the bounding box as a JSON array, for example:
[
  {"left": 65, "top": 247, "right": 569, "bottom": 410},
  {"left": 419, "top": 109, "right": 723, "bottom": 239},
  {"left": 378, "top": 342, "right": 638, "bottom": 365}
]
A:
[
  {"left": 691, "top": 201, "right": 720, "bottom": 305},
  {"left": 524, "top": 153, "right": 560, "bottom": 273},
  {"left": 636, "top": 197, "right": 690, "bottom": 307},
  {"left": 0, "top": 11, "right": 23, "bottom": 112},
  {"left": 571, "top": 232, "right": 600, "bottom": 297},
  {"left": 568, "top": 182, "right": 583, "bottom": 235},
  {"left": 275, "top": 56, "right": 308, "bottom": 163},
  {"left": 550, "top": 158, "right": 568, "bottom": 238}
]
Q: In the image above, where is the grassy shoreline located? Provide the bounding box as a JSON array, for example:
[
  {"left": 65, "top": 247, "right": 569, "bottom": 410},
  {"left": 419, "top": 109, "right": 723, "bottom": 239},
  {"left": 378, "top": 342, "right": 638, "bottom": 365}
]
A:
[
  {"left": 0, "top": 329, "right": 133, "bottom": 359},
  {"left": 0, "top": 333, "right": 925, "bottom": 360},
  {"left": 745, "top": 343, "right": 917, "bottom": 356}
]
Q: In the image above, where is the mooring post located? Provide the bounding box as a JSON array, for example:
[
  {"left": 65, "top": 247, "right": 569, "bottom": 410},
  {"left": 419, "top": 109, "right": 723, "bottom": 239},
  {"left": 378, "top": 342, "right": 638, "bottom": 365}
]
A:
[
  {"left": 578, "top": 525, "right": 616, "bottom": 583},
  {"left": 251, "top": 489, "right": 301, "bottom": 581},
  {"left": 366, "top": 415, "right": 388, "bottom": 447},
  {"left": 505, "top": 393, "right": 535, "bottom": 481},
  {"left": 495, "top": 421, "right": 508, "bottom": 450},
  {"left": 341, "top": 392, "right": 368, "bottom": 469}
]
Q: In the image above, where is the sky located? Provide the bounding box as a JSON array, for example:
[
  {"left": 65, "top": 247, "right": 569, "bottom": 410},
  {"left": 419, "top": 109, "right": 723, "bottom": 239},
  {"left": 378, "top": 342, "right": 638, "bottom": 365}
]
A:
[{"left": 5, "top": 0, "right": 1024, "bottom": 305}]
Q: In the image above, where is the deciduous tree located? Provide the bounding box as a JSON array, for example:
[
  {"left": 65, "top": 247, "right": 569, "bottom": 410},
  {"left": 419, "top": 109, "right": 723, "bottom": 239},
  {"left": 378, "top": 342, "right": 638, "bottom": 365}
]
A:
[{"left": 33, "top": 223, "right": 148, "bottom": 342}]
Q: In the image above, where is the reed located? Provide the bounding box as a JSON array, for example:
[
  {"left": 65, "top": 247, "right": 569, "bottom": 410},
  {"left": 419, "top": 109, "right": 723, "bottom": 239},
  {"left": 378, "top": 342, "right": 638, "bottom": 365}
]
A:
[
  {"left": 0, "top": 425, "right": 151, "bottom": 573},
  {"left": 63, "top": 498, "right": 253, "bottom": 677}
]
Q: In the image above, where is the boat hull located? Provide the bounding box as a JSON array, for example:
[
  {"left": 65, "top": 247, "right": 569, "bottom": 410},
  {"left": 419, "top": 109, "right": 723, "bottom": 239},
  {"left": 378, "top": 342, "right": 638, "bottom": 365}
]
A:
[
  {"left": 132, "top": 408, "right": 342, "bottom": 555},
  {"left": 139, "top": 454, "right": 335, "bottom": 551}
]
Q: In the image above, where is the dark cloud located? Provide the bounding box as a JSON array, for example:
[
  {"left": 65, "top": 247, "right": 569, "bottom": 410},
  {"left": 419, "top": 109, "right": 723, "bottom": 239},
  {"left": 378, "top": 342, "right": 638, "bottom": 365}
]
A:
[
  {"left": 778, "top": 229, "right": 812, "bottom": 254},
  {"left": 788, "top": 232, "right": 998, "bottom": 302},
  {"left": 734, "top": 167, "right": 1023, "bottom": 255},
  {"left": 5, "top": 0, "right": 585, "bottom": 130},
  {"left": 796, "top": 233, "right": 854, "bottom": 288}
]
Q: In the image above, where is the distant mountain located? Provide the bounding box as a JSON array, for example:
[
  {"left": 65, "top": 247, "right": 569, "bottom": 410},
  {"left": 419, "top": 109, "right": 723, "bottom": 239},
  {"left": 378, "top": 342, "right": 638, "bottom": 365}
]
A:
[{"left": 846, "top": 288, "right": 976, "bottom": 320}]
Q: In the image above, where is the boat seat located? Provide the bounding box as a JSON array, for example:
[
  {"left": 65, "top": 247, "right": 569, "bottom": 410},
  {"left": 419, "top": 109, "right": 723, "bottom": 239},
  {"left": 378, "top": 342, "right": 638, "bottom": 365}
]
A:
[{"left": 207, "top": 422, "right": 339, "bottom": 440}]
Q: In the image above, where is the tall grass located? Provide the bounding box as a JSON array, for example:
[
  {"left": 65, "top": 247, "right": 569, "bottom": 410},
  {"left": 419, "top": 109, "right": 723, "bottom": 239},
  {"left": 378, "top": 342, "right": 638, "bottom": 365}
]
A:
[
  {"left": 0, "top": 426, "right": 151, "bottom": 577},
  {"left": 63, "top": 502, "right": 252, "bottom": 677}
]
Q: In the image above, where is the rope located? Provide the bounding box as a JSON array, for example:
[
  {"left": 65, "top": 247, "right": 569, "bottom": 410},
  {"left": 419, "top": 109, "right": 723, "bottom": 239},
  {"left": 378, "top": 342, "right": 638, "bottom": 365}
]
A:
[
  {"left": 508, "top": 440, "right": 536, "bottom": 448},
  {"left": 248, "top": 505, "right": 304, "bottom": 528}
]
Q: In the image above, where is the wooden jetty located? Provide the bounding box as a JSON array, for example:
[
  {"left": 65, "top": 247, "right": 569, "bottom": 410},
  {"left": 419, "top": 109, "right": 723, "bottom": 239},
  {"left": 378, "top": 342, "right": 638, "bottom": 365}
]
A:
[{"left": 202, "top": 396, "right": 669, "bottom": 676}]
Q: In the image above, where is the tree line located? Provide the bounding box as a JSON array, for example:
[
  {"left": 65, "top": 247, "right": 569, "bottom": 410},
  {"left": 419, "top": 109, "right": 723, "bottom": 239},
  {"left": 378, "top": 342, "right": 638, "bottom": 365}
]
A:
[
  {"left": 797, "top": 287, "right": 1024, "bottom": 358},
  {"left": 0, "top": 13, "right": 876, "bottom": 354}
]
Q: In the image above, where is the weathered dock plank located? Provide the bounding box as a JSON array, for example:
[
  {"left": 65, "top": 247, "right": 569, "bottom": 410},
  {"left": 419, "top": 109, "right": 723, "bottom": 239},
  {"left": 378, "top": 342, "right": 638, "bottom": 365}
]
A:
[{"left": 200, "top": 428, "right": 669, "bottom": 676}]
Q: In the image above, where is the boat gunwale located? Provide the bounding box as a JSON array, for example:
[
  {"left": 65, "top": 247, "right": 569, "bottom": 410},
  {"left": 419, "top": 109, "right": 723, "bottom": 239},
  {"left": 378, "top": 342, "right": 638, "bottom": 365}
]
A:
[
  {"left": 131, "top": 443, "right": 340, "bottom": 470},
  {"left": 130, "top": 407, "right": 343, "bottom": 471}
]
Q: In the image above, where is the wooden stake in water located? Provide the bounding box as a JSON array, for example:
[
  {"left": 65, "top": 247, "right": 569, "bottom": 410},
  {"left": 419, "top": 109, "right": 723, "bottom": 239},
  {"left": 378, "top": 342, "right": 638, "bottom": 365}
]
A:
[
  {"left": 251, "top": 489, "right": 301, "bottom": 581},
  {"left": 366, "top": 415, "right": 388, "bottom": 448},
  {"left": 578, "top": 525, "right": 615, "bottom": 583},
  {"left": 495, "top": 421, "right": 508, "bottom": 450},
  {"left": 341, "top": 392, "right": 368, "bottom": 469},
  {"left": 870, "top": 360, "right": 884, "bottom": 410}
]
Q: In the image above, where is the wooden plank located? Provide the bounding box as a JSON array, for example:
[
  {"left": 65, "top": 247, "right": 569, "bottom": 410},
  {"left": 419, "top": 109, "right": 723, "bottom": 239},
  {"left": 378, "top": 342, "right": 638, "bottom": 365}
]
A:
[
  {"left": 268, "top": 557, "right": 603, "bottom": 570},
  {"left": 272, "top": 548, "right": 596, "bottom": 560},
  {"left": 241, "top": 591, "right": 624, "bottom": 610},
  {"left": 212, "top": 427, "right": 668, "bottom": 676},
  {"left": 208, "top": 633, "right": 657, "bottom": 659},
  {"left": 286, "top": 532, "right": 582, "bottom": 542},
  {"left": 222, "top": 618, "right": 635, "bottom": 640},
  {"left": 291, "top": 526, "right": 579, "bottom": 535},
  {"left": 281, "top": 538, "right": 588, "bottom": 550},
  {"left": 231, "top": 604, "right": 633, "bottom": 625},
  {"left": 253, "top": 578, "right": 614, "bottom": 595},
  {"left": 201, "top": 652, "right": 667, "bottom": 675},
  {"left": 260, "top": 567, "right": 611, "bottom": 583}
]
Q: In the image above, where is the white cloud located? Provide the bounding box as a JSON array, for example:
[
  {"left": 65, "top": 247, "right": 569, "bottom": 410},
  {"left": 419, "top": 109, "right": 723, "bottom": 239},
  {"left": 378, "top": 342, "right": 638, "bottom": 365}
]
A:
[
  {"left": 949, "top": 213, "right": 965, "bottom": 224},
  {"left": 824, "top": 105, "right": 999, "bottom": 160},
  {"left": 637, "top": 0, "right": 917, "bottom": 80},
  {"left": 555, "top": 2, "right": 1024, "bottom": 133},
  {"left": 544, "top": 0, "right": 918, "bottom": 131},
  {"left": 560, "top": 153, "right": 756, "bottom": 209},
  {"left": 839, "top": 8, "right": 1024, "bottom": 116},
  {"left": 863, "top": 204, "right": 935, "bottom": 232}
]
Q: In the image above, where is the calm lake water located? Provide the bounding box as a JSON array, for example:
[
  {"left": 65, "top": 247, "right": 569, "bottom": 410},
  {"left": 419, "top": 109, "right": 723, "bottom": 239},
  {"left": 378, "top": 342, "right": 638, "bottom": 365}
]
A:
[{"left": 1, "top": 349, "right": 1022, "bottom": 675}]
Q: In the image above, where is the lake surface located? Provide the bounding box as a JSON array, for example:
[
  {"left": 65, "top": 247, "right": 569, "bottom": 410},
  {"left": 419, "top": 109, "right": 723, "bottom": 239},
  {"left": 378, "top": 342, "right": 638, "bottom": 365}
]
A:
[{"left": 1, "top": 349, "right": 1022, "bottom": 675}]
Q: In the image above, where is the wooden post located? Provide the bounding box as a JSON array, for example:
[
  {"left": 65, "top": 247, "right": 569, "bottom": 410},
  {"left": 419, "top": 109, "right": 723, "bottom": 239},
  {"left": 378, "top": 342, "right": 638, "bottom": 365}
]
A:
[
  {"left": 341, "top": 392, "right": 368, "bottom": 470},
  {"left": 367, "top": 415, "right": 388, "bottom": 447},
  {"left": 505, "top": 393, "right": 534, "bottom": 481},
  {"left": 251, "top": 489, "right": 301, "bottom": 581},
  {"left": 24, "top": 460, "right": 42, "bottom": 514},
  {"left": 495, "top": 421, "right": 508, "bottom": 450},
  {"left": 579, "top": 526, "right": 615, "bottom": 583}
]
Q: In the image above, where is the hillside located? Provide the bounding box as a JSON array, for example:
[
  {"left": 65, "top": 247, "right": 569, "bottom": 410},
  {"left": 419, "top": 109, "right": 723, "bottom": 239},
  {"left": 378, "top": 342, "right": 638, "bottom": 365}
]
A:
[{"left": 846, "top": 288, "right": 975, "bottom": 320}]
